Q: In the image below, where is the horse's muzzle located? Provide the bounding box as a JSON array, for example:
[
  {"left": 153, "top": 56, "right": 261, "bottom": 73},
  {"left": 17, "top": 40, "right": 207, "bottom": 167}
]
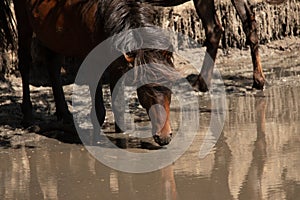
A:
[{"left": 153, "top": 133, "right": 172, "bottom": 146}]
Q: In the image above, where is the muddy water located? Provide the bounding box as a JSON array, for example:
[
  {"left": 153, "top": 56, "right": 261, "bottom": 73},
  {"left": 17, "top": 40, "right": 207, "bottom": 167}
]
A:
[
  {"left": 1, "top": 84, "right": 300, "bottom": 200},
  {"left": 1, "top": 38, "right": 300, "bottom": 199}
]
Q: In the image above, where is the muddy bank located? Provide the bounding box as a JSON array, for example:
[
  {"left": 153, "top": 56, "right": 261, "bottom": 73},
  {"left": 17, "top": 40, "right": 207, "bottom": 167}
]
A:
[
  {"left": 0, "top": 37, "right": 299, "bottom": 148},
  {"left": 1, "top": 38, "right": 300, "bottom": 200},
  {"left": 155, "top": 0, "right": 300, "bottom": 48},
  {"left": 1, "top": 0, "right": 299, "bottom": 79}
]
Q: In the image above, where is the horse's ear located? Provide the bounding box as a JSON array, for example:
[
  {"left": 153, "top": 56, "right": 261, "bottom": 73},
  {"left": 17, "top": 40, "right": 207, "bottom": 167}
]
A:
[{"left": 124, "top": 53, "right": 135, "bottom": 63}]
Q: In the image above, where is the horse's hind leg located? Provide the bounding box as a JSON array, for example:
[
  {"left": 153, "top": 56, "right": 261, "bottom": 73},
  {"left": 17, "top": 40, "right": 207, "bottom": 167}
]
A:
[
  {"left": 13, "top": 1, "right": 33, "bottom": 127},
  {"left": 192, "top": 0, "right": 223, "bottom": 92},
  {"left": 231, "top": 0, "right": 265, "bottom": 89},
  {"left": 18, "top": 39, "right": 33, "bottom": 127}
]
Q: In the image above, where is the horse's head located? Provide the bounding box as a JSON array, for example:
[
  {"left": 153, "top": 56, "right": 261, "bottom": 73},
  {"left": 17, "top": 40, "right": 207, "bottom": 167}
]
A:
[
  {"left": 124, "top": 49, "right": 176, "bottom": 146},
  {"left": 137, "top": 84, "right": 172, "bottom": 146}
]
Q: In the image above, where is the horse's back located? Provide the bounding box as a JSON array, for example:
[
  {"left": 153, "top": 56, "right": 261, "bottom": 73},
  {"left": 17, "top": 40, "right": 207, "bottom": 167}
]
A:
[{"left": 19, "top": 0, "right": 104, "bottom": 56}]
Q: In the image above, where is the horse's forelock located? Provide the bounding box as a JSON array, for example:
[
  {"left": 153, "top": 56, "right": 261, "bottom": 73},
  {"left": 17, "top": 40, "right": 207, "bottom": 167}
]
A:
[{"left": 132, "top": 49, "right": 179, "bottom": 87}]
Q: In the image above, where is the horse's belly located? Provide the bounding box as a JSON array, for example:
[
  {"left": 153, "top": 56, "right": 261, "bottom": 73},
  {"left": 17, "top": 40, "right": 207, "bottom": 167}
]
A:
[
  {"left": 27, "top": 0, "right": 103, "bottom": 56},
  {"left": 35, "top": 28, "right": 98, "bottom": 57}
]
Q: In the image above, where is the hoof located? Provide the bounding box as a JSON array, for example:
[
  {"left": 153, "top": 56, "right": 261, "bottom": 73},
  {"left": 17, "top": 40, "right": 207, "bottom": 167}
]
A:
[
  {"left": 114, "top": 123, "right": 124, "bottom": 133},
  {"left": 186, "top": 74, "right": 209, "bottom": 92},
  {"left": 153, "top": 134, "right": 172, "bottom": 146},
  {"left": 35, "top": 122, "right": 81, "bottom": 144},
  {"left": 252, "top": 75, "right": 265, "bottom": 90},
  {"left": 26, "top": 124, "right": 41, "bottom": 132},
  {"left": 62, "top": 131, "right": 82, "bottom": 144},
  {"left": 21, "top": 118, "right": 34, "bottom": 129}
]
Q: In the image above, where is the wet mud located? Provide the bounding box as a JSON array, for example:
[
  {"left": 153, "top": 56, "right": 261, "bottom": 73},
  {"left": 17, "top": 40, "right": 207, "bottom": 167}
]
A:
[{"left": 1, "top": 37, "right": 300, "bottom": 199}]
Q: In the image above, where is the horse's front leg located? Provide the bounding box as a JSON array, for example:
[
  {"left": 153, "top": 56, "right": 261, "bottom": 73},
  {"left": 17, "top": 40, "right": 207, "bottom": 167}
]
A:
[
  {"left": 44, "top": 46, "right": 73, "bottom": 124},
  {"left": 108, "top": 56, "right": 130, "bottom": 133},
  {"left": 109, "top": 77, "right": 125, "bottom": 134},
  {"left": 90, "top": 81, "right": 106, "bottom": 135},
  {"left": 191, "top": 0, "right": 223, "bottom": 92},
  {"left": 231, "top": 0, "right": 265, "bottom": 89}
]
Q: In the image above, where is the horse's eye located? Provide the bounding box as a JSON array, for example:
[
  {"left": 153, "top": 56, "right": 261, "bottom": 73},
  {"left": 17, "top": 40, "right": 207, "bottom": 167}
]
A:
[
  {"left": 124, "top": 52, "right": 136, "bottom": 63},
  {"left": 126, "top": 52, "right": 136, "bottom": 57}
]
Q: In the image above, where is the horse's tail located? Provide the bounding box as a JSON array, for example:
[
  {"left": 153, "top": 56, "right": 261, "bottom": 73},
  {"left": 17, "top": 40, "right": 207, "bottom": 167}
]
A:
[{"left": 0, "top": 0, "right": 17, "bottom": 51}]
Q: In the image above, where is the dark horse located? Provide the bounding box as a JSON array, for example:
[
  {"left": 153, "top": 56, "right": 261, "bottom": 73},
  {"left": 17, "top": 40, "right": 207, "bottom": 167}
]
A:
[
  {"left": 0, "top": 0, "right": 177, "bottom": 146},
  {"left": 140, "top": 0, "right": 286, "bottom": 91}
]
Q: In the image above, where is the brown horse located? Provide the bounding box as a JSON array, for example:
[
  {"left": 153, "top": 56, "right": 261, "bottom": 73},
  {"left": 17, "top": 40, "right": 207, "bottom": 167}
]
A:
[
  {"left": 140, "top": 0, "right": 287, "bottom": 91},
  {"left": 0, "top": 0, "right": 177, "bottom": 146}
]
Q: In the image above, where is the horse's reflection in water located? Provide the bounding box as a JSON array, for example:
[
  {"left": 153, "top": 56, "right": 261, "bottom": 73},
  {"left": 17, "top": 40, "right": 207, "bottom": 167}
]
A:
[
  {"left": 0, "top": 145, "right": 177, "bottom": 199},
  {"left": 238, "top": 94, "right": 267, "bottom": 199}
]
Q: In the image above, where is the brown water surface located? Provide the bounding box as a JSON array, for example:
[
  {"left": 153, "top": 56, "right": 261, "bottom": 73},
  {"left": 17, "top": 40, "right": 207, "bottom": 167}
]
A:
[
  {"left": 1, "top": 84, "right": 300, "bottom": 200},
  {"left": 1, "top": 39, "right": 300, "bottom": 200}
]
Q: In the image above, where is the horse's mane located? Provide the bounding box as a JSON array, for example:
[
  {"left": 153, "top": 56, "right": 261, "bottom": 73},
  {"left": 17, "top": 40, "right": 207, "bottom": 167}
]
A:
[
  {"left": 98, "top": 0, "right": 155, "bottom": 35},
  {"left": 96, "top": 0, "right": 178, "bottom": 85}
]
